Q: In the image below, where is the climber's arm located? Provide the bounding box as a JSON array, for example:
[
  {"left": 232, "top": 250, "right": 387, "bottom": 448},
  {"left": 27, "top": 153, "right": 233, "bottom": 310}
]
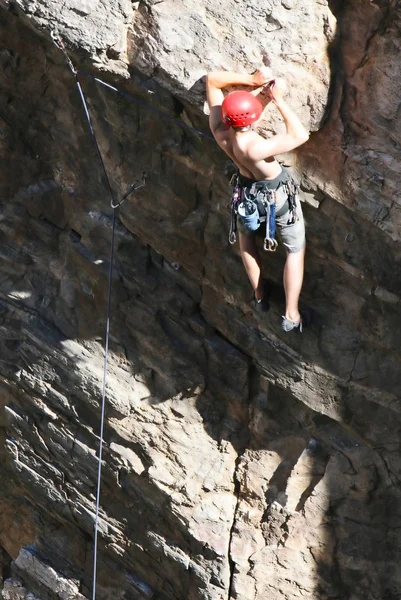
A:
[
  {"left": 253, "top": 68, "right": 275, "bottom": 110},
  {"left": 246, "top": 82, "right": 309, "bottom": 160},
  {"left": 206, "top": 69, "right": 273, "bottom": 133},
  {"left": 247, "top": 129, "right": 309, "bottom": 161}
]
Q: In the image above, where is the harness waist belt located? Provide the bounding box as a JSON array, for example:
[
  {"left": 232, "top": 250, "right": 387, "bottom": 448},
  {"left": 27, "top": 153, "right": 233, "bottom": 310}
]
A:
[
  {"left": 238, "top": 167, "right": 292, "bottom": 191},
  {"left": 258, "top": 199, "right": 289, "bottom": 221}
]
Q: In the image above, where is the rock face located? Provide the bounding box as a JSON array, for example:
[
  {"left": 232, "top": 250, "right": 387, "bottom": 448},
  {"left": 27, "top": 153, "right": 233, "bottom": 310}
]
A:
[
  {"left": 5, "top": 0, "right": 335, "bottom": 130},
  {"left": 1, "top": 1, "right": 401, "bottom": 600}
]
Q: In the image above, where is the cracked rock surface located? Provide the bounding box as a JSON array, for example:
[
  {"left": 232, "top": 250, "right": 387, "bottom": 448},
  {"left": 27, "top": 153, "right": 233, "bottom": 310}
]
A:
[{"left": 1, "top": 1, "right": 401, "bottom": 599}]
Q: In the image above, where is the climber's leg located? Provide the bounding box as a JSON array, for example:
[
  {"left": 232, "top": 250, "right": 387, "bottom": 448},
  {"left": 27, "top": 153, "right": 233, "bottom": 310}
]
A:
[
  {"left": 277, "top": 194, "right": 306, "bottom": 331},
  {"left": 283, "top": 246, "right": 305, "bottom": 324},
  {"left": 238, "top": 231, "right": 264, "bottom": 300}
]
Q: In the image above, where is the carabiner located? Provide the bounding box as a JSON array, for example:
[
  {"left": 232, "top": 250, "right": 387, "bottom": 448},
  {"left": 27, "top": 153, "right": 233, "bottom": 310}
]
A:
[
  {"left": 111, "top": 172, "right": 146, "bottom": 209},
  {"left": 229, "top": 231, "right": 237, "bottom": 245},
  {"left": 264, "top": 237, "right": 278, "bottom": 252}
]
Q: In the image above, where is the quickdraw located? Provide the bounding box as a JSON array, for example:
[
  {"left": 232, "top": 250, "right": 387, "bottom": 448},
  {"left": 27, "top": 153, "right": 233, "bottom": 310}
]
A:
[
  {"left": 50, "top": 30, "right": 77, "bottom": 74},
  {"left": 111, "top": 172, "right": 147, "bottom": 209},
  {"left": 263, "top": 191, "right": 278, "bottom": 252},
  {"left": 229, "top": 173, "right": 240, "bottom": 245},
  {"left": 285, "top": 179, "right": 299, "bottom": 225}
]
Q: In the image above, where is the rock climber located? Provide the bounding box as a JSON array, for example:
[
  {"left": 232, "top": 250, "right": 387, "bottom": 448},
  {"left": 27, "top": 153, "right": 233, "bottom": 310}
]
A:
[{"left": 206, "top": 68, "right": 309, "bottom": 332}]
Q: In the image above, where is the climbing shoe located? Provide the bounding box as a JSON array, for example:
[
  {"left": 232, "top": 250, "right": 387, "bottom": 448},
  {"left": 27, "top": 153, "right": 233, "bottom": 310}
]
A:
[
  {"left": 254, "top": 295, "right": 270, "bottom": 313},
  {"left": 253, "top": 279, "right": 270, "bottom": 313},
  {"left": 281, "top": 316, "right": 303, "bottom": 333}
]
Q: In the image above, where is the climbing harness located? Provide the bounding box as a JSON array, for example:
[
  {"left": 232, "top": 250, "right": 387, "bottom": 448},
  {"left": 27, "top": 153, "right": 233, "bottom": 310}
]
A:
[{"left": 229, "top": 169, "right": 299, "bottom": 252}]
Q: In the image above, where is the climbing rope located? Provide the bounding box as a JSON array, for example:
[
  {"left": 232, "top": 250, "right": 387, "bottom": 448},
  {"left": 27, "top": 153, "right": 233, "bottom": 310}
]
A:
[
  {"left": 50, "top": 31, "right": 213, "bottom": 141},
  {"left": 51, "top": 31, "right": 148, "bottom": 600},
  {"left": 50, "top": 29, "right": 215, "bottom": 598},
  {"left": 78, "top": 69, "right": 214, "bottom": 141}
]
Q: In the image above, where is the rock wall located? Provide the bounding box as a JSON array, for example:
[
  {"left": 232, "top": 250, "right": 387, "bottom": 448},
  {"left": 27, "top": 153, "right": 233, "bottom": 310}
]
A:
[{"left": 1, "top": 1, "right": 401, "bottom": 599}]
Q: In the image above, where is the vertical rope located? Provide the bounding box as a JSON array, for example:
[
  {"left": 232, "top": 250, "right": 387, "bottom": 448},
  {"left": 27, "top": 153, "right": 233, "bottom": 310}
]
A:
[
  {"left": 76, "top": 78, "right": 116, "bottom": 203},
  {"left": 75, "top": 74, "right": 117, "bottom": 600},
  {"left": 50, "top": 35, "right": 146, "bottom": 599},
  {"left": 74, "top": 74, "right": 146, "bottom": 600},
  {"left": 91, "top": 208, "right": 116, "bottom": 600}
]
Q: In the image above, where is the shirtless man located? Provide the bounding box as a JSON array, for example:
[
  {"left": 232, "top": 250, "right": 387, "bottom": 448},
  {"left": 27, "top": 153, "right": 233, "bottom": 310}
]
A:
[{"left": 206, "top": 68, "right": 309, "bottom": 331}]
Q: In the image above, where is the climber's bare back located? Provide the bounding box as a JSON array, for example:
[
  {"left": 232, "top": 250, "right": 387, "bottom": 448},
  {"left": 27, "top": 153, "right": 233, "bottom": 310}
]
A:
[{"left": 213, "top": 125, "right": 282, "bottom": 181}]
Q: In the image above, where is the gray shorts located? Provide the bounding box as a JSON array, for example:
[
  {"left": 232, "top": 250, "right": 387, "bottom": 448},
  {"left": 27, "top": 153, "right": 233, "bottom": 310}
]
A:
[{"left": 237, "top": 175, "right": 306, "bottom": 254}]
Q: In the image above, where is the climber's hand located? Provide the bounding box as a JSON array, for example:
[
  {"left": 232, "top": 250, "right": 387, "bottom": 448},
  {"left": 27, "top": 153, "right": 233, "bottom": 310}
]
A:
[
  {"left": 252, "top": 67, "right": 274, "bottom": 87},
  {"left": 266, "top": 77, "right": 288, "bottom": 101}
]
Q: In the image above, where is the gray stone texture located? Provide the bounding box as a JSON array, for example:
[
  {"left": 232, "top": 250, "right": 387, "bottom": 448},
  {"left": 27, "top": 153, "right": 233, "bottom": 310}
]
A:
[{"left": 0, "top": 1, "right": 401, "bottom": 600}]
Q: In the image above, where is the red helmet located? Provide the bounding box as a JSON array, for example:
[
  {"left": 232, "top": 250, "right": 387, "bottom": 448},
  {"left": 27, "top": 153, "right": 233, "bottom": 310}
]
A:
[{"left": 221, "top": 91, "right": 263, "bottom": 128}]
